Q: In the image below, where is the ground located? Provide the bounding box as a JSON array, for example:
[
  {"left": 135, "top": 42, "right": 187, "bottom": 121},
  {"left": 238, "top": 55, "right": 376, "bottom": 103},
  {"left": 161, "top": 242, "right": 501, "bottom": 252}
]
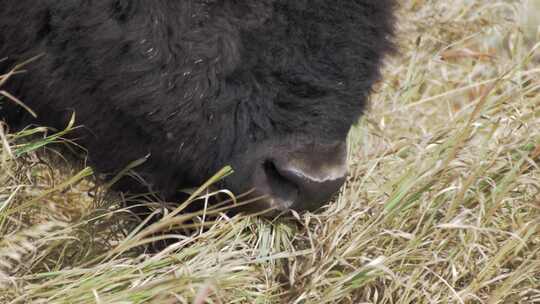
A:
[{"left": 0, "top": 0, "right": 539, "bottom": 303}]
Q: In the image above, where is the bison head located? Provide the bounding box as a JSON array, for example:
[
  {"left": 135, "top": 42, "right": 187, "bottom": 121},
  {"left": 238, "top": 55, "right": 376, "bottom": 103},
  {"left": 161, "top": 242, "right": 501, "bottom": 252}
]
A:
[{"left": 1, "top": 0, "right": 396, "bottom": 215}]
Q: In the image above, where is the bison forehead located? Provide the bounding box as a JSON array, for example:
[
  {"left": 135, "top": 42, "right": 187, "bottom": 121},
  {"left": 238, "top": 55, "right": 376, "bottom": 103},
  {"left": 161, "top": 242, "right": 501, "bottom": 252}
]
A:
[{"left": 121, "top": 1, "right": 390, "bottom": 111}]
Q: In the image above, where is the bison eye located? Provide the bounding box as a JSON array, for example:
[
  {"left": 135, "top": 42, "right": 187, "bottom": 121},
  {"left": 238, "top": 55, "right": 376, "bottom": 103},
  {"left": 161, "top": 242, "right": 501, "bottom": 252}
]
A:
[
  {"left": 276, "top": 73, "right": 329, "bottom": 99},
  {"left": 288, "top": 80, "right": 328, "bottom": 99}
]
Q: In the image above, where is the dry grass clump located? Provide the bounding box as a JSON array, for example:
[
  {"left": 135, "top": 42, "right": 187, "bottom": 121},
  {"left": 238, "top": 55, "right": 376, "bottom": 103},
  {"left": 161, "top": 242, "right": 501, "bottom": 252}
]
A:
[{"left": 1, "top": 0, "right": 539, "bottom": 303}]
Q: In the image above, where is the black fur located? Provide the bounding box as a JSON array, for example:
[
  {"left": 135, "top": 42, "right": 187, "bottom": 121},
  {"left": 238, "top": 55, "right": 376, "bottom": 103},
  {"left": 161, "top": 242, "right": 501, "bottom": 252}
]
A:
[{"left": 1, "top": 1, "right": 395, "bottom": 204}]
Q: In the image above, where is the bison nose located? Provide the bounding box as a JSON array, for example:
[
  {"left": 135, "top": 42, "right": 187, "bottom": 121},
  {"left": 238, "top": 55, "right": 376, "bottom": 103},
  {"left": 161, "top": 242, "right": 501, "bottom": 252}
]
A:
[{"left": 255, "top": 142, "right": 347, "bottom": 213}]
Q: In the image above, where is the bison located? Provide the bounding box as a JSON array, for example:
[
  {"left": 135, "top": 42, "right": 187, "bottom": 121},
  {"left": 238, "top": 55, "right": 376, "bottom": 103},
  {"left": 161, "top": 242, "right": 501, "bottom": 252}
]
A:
[{"left": 0, "top": 1, "right": 396, "bottom": 216}]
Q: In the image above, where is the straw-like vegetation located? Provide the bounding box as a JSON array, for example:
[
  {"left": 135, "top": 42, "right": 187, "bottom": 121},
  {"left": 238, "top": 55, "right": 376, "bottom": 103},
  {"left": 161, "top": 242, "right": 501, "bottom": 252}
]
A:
[{"left": 1, "top": 0, "right": 539, "bottom": 303}]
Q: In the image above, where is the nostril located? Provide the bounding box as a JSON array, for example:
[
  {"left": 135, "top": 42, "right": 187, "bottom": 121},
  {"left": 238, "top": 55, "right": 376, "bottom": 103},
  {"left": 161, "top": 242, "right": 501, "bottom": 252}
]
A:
[
  {"left": 272, "top": 159, "right": 347, "bottom": 212},
  {"left": 252, "top": 142, "right": 348, "bottom": 213},
  {"left": 261, "top": 160, "right": 299, "bottom": 208},
  {"left": 245, "top": 142, "right": 347, "bottom": 212}
]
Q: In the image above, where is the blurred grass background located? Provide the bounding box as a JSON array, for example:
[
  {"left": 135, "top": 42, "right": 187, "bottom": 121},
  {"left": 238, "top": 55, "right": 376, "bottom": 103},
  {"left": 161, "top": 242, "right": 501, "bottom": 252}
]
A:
[{"left": 1, "top": 0, "right": 539, "bottom": 303}]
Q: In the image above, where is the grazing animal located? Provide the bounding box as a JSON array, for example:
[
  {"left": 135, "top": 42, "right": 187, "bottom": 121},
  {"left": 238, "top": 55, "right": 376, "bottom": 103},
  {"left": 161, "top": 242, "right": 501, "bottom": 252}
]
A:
[{"left": 0, "top": 1, "right": 396, "bottom": 215}]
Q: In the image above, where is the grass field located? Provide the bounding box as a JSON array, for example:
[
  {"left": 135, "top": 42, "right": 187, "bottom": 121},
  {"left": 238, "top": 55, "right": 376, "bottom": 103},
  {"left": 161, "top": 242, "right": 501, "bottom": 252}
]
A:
[{"left": 1, "top": 0, "right": 539, "bottom": 303}]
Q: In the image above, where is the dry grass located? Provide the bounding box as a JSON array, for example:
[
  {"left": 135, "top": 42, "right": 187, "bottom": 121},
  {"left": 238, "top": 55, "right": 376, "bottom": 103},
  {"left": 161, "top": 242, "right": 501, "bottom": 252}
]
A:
[{"left": 1, "top": 0, "right": 539, "bottom": 303}]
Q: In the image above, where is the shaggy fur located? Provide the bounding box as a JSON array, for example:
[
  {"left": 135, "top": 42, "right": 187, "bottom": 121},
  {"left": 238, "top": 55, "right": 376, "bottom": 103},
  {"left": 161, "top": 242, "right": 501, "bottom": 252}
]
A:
[{"left": 1, "top": 1, "right": 395, "bottom": 205}]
